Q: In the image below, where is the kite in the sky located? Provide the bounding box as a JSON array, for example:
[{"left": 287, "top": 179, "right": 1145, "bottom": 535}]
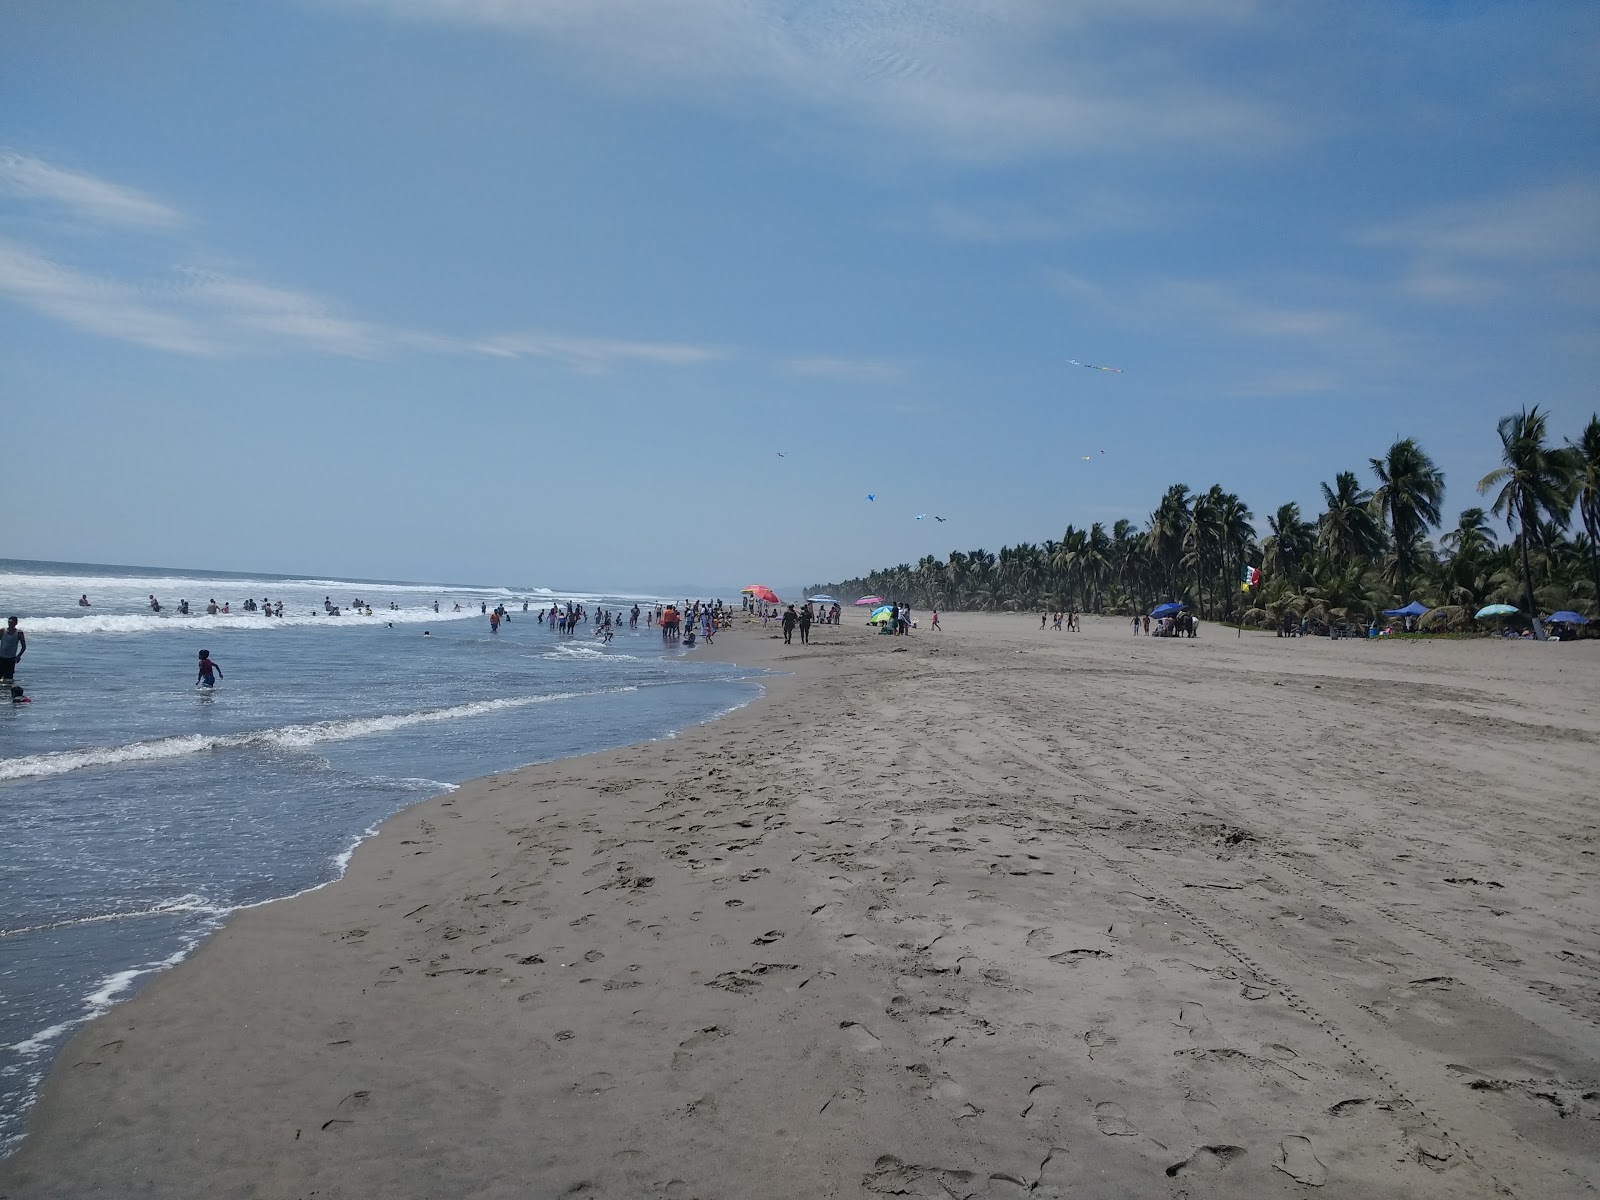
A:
[
  {"left": 866, "top": 494, "right": 875, "bottom": 502},
  {"left": 1067, "top": 359, "right": 1122, "bottom": 373}
]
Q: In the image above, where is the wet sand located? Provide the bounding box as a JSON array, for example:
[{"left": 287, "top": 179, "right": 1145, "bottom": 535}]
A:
[{"left": 3, "top": 613, "right": 1597, "bottom": 1199}]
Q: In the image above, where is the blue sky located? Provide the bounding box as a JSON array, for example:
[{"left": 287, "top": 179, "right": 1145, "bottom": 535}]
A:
[{"left": 3, "top": 1, "right": 1597, "bottom": 594}]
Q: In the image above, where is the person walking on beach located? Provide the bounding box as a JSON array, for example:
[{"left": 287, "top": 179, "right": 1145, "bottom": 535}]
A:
[
  {"left": 0, "top": 617, "right": 25, "bottom": 683},
  {"left": 798, "top": 604, "right": 812, "bottom": 645},
  {"left": 781, "top": 605, "right": 798, "bottom": 645},
  {"left": 196, "top": 649, "right": 222, "bottom": 689},
  {"left": 931, "top": 609, "right": 941, "bottom": 631}
]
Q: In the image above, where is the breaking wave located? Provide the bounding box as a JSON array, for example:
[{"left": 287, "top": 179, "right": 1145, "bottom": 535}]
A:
[{"left": 0, "top": 688, "right": 638, "bottom": 782}]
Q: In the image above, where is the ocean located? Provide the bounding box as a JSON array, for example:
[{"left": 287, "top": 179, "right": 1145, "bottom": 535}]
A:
[{"left": 0, "top": 559, "right": 766, "bottom": 1152}]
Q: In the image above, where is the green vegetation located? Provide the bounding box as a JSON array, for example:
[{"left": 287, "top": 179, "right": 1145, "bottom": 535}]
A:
[{"left": 811, "top": 409, "right": 1599, "bottom": 629}]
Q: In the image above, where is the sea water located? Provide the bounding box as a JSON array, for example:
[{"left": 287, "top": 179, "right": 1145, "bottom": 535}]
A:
[{"left": 0, "top": 559, "right": 765, "bottom": 1151}]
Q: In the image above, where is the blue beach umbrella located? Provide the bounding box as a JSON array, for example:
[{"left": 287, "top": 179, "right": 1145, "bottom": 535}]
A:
[
  {"left": 1547, "top": 610, "right": 1588, "bottom": 624},
  {"left": 1474, "top": 604, "right": 1518, "bottom": 619},
  {"left": 1383, "top": 600, "right": 1429, "bottom": 618},
  {"left": 1149, "top": 602, "right": 1185, "bottom": 618},
  {"left": 808, "top": 595, "right": 839, "bottom": 605},
  {"left": 867, "top": 605, "right": 895, "bottom": 624}
]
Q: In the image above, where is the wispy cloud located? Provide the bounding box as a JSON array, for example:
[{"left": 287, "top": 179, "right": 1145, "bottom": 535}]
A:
[
  {"left": 1229, "top": 369, "right": 1338, "bottom": 398},
  {"left": 785, "top": 356, "right": 903, "bottom": 382},
  {"left": 339, "top": 0, "right": 1284, "bottom": 162},
  {"left": 0, "top": 236, "right": 730, "bottom": 368},
  {"left": 924, "top": 190, "right": 1169, "bottom": 242},
  {"left": 473, "top": 332, "right": 725, "bottom": 372},
  {"left": 1050, "top": 269, "right": 1353, "bottom": 341},
  {"left": 0, "top": 151, "right": 734, "bottom": 370},
  {"left": 0, "top": 238, "right": 216, "bottom": 354},
  {"left": 0, "top": 150, "right": 183, "bottom": 230},
  {"left": 1357, "top": 181, "right": 1600, "bottom": 304}
]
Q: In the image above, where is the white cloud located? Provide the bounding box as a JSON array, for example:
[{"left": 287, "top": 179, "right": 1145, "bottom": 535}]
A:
[
  {"left": 1357, "top": 181, "right": 1600, "bottom": 306},
  {"left": 926, "top": 190, "right": 1168, "bottom": 242},
  {"left": 1230, "top": 369, "right": 1338, "bottom": 398},
  {"left": 1050, "top": 269, "right": 1352, "bottom": 342},
  {"left": 1359, "top": 182, "right": 1600, "bottom": 261},
  {"left": 0, "top": 236, "right": 730, "bottom": 369},
  {"left": 472, "top": 332, "right": 725, "bottom": 372},
  {"left": 181, "top": 272, "right": 394, "bottom": 357},
  {"left": 0, "top": 238, "right": 215, "bottom": 354},
  {"left": 337, "top": 0, "right": 1284, "bottom": 162},
  {"left": 0, "top": 150, "right": 184, "bottom": 230},
  {"left": 785, "top": 356, "right": 902, "bottom": 381}
]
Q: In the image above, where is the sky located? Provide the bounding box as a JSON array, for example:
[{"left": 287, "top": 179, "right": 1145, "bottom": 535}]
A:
[{"left": 3, "top": 1, "right": 1597, "bottom": 594}]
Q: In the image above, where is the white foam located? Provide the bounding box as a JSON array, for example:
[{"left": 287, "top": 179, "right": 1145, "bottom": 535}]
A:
[
  {"left": 0, "top": 569, "right": 503, "bottom": 597},
  {"left": 9, "top": 940, "right": 207, "bottom": 1056},
  {"left": 0, "top": 894, "right": 229, "bottom": 940},
  {"left": 21, "top": 608, "right": 478, "bottom": 636},
  {"left": 0, "top": 687, "right": 638, "bottom": 782},
  {"left": 538, "top": 643, "right": 641, "bottom": 662}
]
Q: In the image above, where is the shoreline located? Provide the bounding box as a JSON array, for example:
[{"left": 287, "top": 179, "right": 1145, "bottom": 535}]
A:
[
  {"left": 0, "top": 639, "right": 778, "bottom": 1156},
  {"left": 3, "top": 615, "right": 1596, "bottom": 1198}
]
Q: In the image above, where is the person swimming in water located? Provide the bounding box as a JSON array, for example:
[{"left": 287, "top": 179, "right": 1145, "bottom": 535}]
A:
[{"left": 196, "top": 649, "right": 222, "bottom": 689}]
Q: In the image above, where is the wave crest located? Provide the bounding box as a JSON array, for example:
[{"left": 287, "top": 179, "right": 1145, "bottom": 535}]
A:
[{"left": 0, "top": 687, "right": 638, "bottom": 782}]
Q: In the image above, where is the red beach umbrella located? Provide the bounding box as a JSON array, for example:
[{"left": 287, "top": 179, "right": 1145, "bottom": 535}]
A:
[{"left": 743, "top": 585, "right": 781, "bottom": 604}]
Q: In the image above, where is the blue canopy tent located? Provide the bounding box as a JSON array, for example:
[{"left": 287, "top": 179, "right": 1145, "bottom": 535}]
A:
[
  {"left": 1383, "top": 600, "right": 1429, "bottom": 617},
  {"left": 1150, "top": 602, "right": 1185, "bottom": 618}
]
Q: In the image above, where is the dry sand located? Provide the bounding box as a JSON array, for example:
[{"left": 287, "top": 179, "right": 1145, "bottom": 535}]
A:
[{"left": 3, "top": 613, "right": 1597, "bottom": 1199}]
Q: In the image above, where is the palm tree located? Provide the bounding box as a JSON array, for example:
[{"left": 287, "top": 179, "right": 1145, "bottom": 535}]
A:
[
  {"left": 1263, "top": 502, "right": 1316, "bottom": 584},
  {"left": 1147, "top": 485, "right": 1190, "bottom": 601},
  {"left": 1569, "top": 415, "right": 1600, "bottom": 614},
  {"left": 1215, "top": 490, "right": 1256, "bottom": 620},
  {"left": 1184, "top": 488, "right": 1224, "bottom": 615},
  {"left": 1440, "top": 507, "right": 1496, "bottom": 561},
  {"left": 1318, "top": 471, "right": 1384, "bottom": 567},
  {"left": 1370, "top": 438, "right": 1445, "bottom": 604},
  {"left": 1478, "top": 406, "right": 1580, "bottom": 626}
]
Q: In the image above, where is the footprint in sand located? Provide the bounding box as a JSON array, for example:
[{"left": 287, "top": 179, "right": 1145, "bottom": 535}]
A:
[
  {"left": 1276, "top": 1135, "right": 1327, "bottom": 1186},
  {"left": 751, "top": 930, "right": 784, "bottom": 945},
  {"left": 840, "top": 1021, "right": 882, "bottom": 1052},
  {"left": 1082, "top": 1027, "right": 1116, "bottom": 1058},
  {"left": 1094, "top": 1101, "right": 1138, "bottom": 1136},
  {"left": 1049, "top": 948, "right": 1111, "bottom": 966},
  {"left": 1022, "top": 1083, "right": 1061, "bottom": 1125},
  {"left": 1165, "top": 1145, "right": 1246, "bottom": 1177},
  {"left": 1173, "top": 1002, "right": 1211, "bottom": 1041},
  {"left": 321, "top": 1089, "right": 371, "bottom": 1132}
]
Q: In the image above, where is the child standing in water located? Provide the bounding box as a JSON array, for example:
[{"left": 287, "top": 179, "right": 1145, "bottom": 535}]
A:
[{"left": 196, "top": 649, "right": 222, "bottom": 689}]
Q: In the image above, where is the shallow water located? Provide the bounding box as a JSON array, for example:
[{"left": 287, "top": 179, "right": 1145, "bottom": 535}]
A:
[{"left": 0, "top": 560, "right": 762, "bottom": 1150}]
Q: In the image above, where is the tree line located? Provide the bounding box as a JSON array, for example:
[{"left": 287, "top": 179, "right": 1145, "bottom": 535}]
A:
[{"left": 810, "top": 408, "right": 1600, "bottom": 631}]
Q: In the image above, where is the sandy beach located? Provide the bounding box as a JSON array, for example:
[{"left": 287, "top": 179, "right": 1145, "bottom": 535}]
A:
[{"left": 3, "top": 613, "right": 1597, "bottom": 1199}]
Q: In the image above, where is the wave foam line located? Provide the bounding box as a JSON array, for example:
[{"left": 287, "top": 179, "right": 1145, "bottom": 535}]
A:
[
  {"left": 0, "top": 894, "right": 228, "bottom": 940},
  {"left": 22, "top": 608, "right": 479, "bottom": 635},
  {"left": 0, "top": 688, "right": 637, "bottom": 782}
]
